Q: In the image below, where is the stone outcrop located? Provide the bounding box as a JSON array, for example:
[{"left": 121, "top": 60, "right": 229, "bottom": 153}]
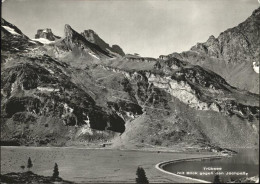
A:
[
  {"left": 35, "top": 28, "right": 61, "bottom": 41},
  {"left": 124, "top": 54, "right": 157, "bottom": 63},
  {"left": 63, "top": 24, "right": 110, "bottom": 58},
  {"left": 111, "top": 45, "right": 125, "bottom": 56},
  {"left": 159, "top": 55, "right": 169, "bottom": 60},
  {"left": 81, "top": 29, "right": 125, "bottom": 56}
]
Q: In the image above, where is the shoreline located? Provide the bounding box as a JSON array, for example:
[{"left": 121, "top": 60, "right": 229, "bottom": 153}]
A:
[
  {"left": 155, "top": 156, "right": 226, "bottom": 183},
  {"left": 1, "top": 144, "right": 258, "bottom": 150},
  {"left": 0, "top": 145, "right": 214, "bottom": 154},
  {"left": 1, "top": 146, "right": 223, "bottom": 183}
]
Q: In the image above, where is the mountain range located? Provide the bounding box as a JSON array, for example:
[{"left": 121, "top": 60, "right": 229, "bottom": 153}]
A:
[
  {"left": 1, "top": 7, "right": 259, "bottom": 152},
  {"left": 164, "top": 8, "right": 260, "bottom": 94}
]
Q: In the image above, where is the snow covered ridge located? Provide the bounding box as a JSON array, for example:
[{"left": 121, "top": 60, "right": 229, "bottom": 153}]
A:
[
  {"left": 31, "top": 38, "right": 55, "bottom": 45},
  {"left": 2, "top": 25, "right": 21, "bottom": 35},
  {"left": 253, "top": 62, "right": 259, "bottom": 74}
]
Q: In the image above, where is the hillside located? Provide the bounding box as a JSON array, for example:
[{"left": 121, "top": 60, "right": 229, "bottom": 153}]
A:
[{"left": 1, "top": 8, "right": 259, "bottom": 152}]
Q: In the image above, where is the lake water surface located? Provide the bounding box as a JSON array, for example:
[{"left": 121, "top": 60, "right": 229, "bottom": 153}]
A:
[{"left": 162, "top": 149, "right": 259, "bottom": 183}]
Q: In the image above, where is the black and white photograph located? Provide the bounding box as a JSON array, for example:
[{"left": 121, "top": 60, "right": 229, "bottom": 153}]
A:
[{"left": 0, "top": 0, "right": 259, "bottom": 183}]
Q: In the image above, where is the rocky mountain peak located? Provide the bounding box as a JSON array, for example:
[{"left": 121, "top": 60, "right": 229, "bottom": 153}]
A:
[
  {"left": 111, "top": 45, "right": 125, "bottom": 56},
  {"left": 169, "top": 7, "right": 260, "bottom": 94},
  {"left": 64, "top": 24, "right": 74, "bottom": 38},
  {"left": 81, "top": 29, "right": 125, "bottom": 56},
  {"left": 35, "top": 28, "right": 60, "bottom": 41},
  {"left": 62, "top": 26, "right": 124, "bottom": 57},
  {"left": 1, "top": 18, "right": 25, "bottom": 37},
  {"left": 252, "top": 6, "right": 260, "bottom": 16},
  {"left": 1, "top": 18, "right": 41, "bottom": 51},
  {"left": 63, "top": 24, "right": 85, "bottom": 50},
  {"left": 1, "top": 18, "right": 11, "bottom": 27},
  {"left": 81, "top": 29, "right": 98, "bottom": 43},
  {"left": 207, "top": 35, "right": 217, "bottom": 42},
  {"left": 61, "top": 24, "right": 111, "bottom": 58}
]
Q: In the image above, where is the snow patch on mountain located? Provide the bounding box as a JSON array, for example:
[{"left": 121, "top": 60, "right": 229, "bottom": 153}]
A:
[
  {"left": 29, "top": 40, "right": 37, "bottom": 44},
  {"left": 32, "top": 38, "right": 55, "bottom": 44},
  {"left": 2, "top": 26, "right": 20, "bottom": 35},
  {"left": 89, "top": 52, "right": 100, "bottom": 60},
  {"left": 37, "top": 87, "right": 59, "bottom": 92},
  {"left": 47, "top": 68, "right": 54, "bottom": 74},
  {"left": 253, "top": 62, "right": 259, "bottom": 74},
  {"left": 106, "top": 48, "right": 120, "bottom": 57}
]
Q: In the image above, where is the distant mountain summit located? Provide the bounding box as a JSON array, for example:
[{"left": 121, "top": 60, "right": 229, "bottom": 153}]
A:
[
  {"left": 32, "top": 28, "right": 61, "bottom": 44},
  {"left": 31, "top": 25, "right": 124, "bottom": 59},
  {"left": 168, "top": 7, "right": 260, "bottom": 94},
  {"left": 189, "top": 7, "right": 260, "bottom": 65},
  {"left": 35, "top": 28, "right": 61, "bottom": 41},
  {"left": 81, "top": 29, "right": 125, "bottom": 56},
  {"left": 62, "top": 24, "right": 111, "bottom": 58}
]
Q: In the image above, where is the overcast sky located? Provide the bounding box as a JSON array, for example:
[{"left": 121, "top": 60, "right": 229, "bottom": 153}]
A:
[{"left": 2, "top": 0, "right": 259, "bottom": 57}]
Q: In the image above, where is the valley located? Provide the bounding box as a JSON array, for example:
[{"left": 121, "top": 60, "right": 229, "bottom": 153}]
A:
[{"left": 0, "top": 4, "right": 259, "bottom": 183}]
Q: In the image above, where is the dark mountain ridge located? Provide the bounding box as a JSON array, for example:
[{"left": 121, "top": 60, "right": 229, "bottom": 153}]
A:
[
  {"left": 81, "top": 29, "right": 125, "bottom": 56},
  {"left": 167, "top": 7, "right": 260, "bottom": 94},
  {"left": 63, "top": 24, "right": 111, "bottom": 57},
  {"left": 1, "top": 18, "right": 41, "bottom": 52}
]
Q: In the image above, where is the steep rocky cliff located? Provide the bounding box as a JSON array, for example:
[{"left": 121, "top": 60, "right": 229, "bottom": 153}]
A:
[
  {"left": 1, "top": 18, "right": 41, "bottom": 52},
  {"left": 35, "top": 29, "right": 61, "bottom": 41},
  {"left": 81, "top": 29, "right": 125, "bottom": 56},
  {"left": 63, "top": 24, "right": 111, "bottom": 57},
  {"left": 0, "top": 53, "right": 126, "bottom": 146},
  {"left": 95, "top": 61, "right": 259, "bottom": 149},
  {"left": 169, "top": 7, "right": 260, "bottom": 94},
  {"left": 33, "top": 28, "right": 61, "bottom": 45}
]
